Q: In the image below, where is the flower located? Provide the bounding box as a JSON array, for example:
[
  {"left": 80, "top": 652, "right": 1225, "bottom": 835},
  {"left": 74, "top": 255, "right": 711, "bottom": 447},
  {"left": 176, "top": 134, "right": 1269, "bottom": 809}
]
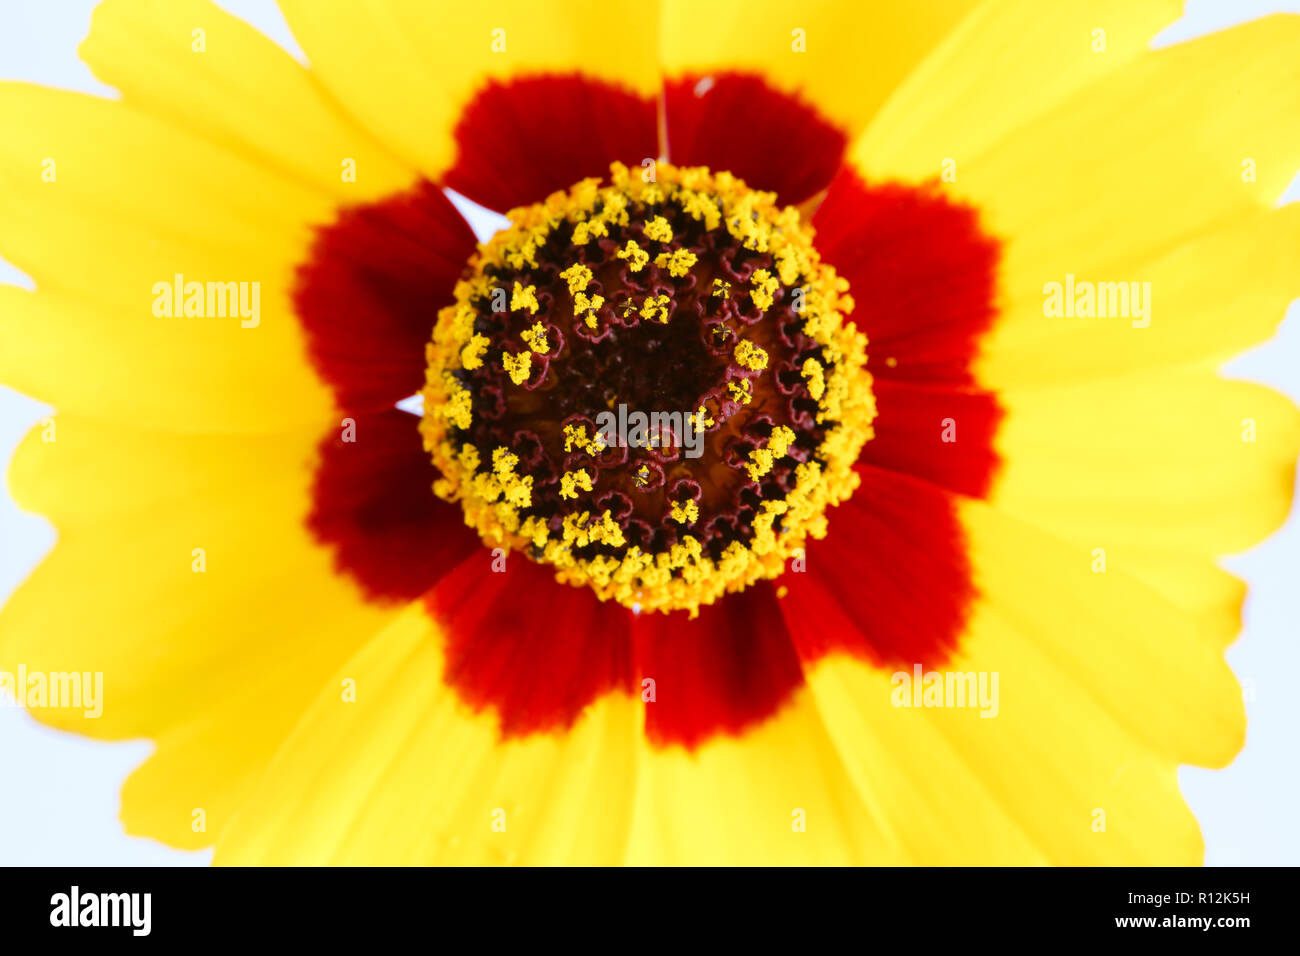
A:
[{"left": 0, "top": 0, "right": 1297, "bottom": 865}]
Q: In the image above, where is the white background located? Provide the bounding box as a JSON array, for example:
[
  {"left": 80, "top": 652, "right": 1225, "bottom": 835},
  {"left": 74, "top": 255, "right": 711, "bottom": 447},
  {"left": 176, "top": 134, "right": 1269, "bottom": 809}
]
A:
[{"left": 0, "top": 0, "right": 1297, "bottom": 865}]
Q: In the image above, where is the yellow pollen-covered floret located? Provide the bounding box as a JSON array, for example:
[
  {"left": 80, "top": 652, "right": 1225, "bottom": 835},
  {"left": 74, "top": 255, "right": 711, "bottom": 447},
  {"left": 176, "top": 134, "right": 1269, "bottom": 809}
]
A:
[
  {"left": 460, "top": 333, "right": 490, "bottom": 371},
  {"left": 443, "top": 377, "right": 472, "bottom": 429},
  {"left": 511, "top": 281, "right": 540, "bottom": 314},
  {"left": 616, "top": 239, "right": 650, "bottom": 272},
  {"left": 734, "top": 340, "right": 769, "bottom": 371},
  {"left": 654, "top": 248, "right": 698, "bottom": 277},
  {"left": 520, "top": 322, "right": 550, "bottom": 354},
  {"left": 775, "top": 246, "right": 804, "bottom": 286},
  {"left": 640, "top": 294, "right": 672, "bottom": 324},
  {"left": 670, "top": 499, "right": 700, "bottom": 525},
  {"left": 728, "top": 378, "right": 753, "bottom": 405},
  {"left": 801, "top": 357, "right": 826, "bottom": 400},
  {"left": 678, "top": 189, "right": 722, "bottom": 230},
  {"left": 447, "top": 302, "right": 476, "bottom": 340},
  {"left": 559, "top": 263, "right": 593, "bottom": 295},
  {"left": 505, "top": 234, "right": 540, "bottom": 270},
  {"left": 502, "top": 350, "right": 532, "bottom": 385},
  {"left": 559, "top": 262, "right": 604, "bottom": 327},
  {"left": 725, "top": 192, "right": 773, "bottom": 252},
  {"left": 562, "top": 510, "right": 625, "bottom": 549},
  {"left": 750, "top": 268, "right": 781, "bottom": 311},
  {"left": 745, "top": 425, "right": 796, "bottom": 481},
  {"left": 712, "top": 278, "right": 732, "bottom": 297},
  {"left": 519, "top": 515, "right": 550, "bottom": 549},
  {"left": 571, "top": 218, "right": 608, "bottom": 245},
  {"left": 560, "top": 468, "right": 594, "bottom": 500},
  {"left": 745, "top": 448, "right": 774, "bottom": 482},
  {"left": 643, "top": 216, "right": 674, "bottom": 243},
  {"left": 563, "top": 423, "right": 607, "bottom": 455},
  {"left": 600, "top": 190, "right": 631, "bottom": 226},
  {"left": 563, "top": 423, "right": 588, "bottom": 453},
  {"left": 768, "top": 425, "right": 796, "bottom": 458},
  {"left": 574, "top": 290, "right": 604, "bottom": 328},
  {"left": 491, "top": 447, "right": 534, "bottom": 509}
]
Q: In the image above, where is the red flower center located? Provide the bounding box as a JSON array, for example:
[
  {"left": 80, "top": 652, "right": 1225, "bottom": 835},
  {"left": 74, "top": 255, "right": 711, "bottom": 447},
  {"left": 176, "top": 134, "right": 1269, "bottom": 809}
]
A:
[{"left": 297, "top": 74, "right": 1001, "bottom": 749}]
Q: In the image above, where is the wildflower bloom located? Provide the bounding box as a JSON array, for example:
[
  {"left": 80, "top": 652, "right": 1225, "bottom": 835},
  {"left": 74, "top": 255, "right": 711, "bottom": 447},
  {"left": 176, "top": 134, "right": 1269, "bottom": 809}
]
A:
[{"left": 0, "top": 0, "right": 1297, "bottom": 865}]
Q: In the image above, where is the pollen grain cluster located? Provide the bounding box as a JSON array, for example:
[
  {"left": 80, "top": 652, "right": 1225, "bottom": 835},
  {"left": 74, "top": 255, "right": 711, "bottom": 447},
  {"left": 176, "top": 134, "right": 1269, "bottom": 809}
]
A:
[{"left": 421, "top": 162, "right": 874, "bottom": 615}]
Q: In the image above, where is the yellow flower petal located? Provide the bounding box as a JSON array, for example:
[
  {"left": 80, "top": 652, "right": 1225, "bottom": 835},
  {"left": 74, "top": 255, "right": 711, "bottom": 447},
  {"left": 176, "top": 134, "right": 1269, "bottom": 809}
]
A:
[
  {"left": 978, "top": 207, "right": 1300, "bottom": 386},
  {"left": 789, "top": 498, "right": 1245, "bottom": 864},
  {"left": 276, "top": 0, "right": 659, "bottom": 181},
  {"left": 80, "top": 0, "right": 413, "bottom": 201},
  {"left": 623, "top": 691, "right": 886, "bottom": 864},
  {"left": 854, "top": 16, "right": 1300, "bottom": 323},
  {"left": 0, "top": 416, "right": 394, "bottom": 848},
  {"left": 659, "top": 0, "right": 980, "bottom": 144},
  {"left": 858, "top": 0, "right": 1182, "bottom": 181},
  {"left": 0, "top": 84, "right": 340, "bottom": 431},
  {"left": 215, "top": 602, "right": 640, "bottom": 865},
  {"left": 992, "top": 371, "right": 1300, "bottom": 559}
]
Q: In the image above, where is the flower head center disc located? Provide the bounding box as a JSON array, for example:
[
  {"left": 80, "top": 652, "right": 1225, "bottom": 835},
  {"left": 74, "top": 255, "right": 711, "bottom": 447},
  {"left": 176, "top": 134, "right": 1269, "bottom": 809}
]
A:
[{"left": 421, "top": 162, "right": 875, "bottom": 615}]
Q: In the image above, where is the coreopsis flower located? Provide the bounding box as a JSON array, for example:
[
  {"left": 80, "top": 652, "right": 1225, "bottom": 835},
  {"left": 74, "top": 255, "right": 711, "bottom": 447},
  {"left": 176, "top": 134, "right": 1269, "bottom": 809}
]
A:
[{"left": 1, "top": 0, "right": 1297, "bottom": 865}]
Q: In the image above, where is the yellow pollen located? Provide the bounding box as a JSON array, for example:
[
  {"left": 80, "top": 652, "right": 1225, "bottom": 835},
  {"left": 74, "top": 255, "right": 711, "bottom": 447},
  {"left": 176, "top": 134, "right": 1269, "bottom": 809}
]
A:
[
  {"left": 571, "top": 219, "right": 607, "bottom": 245},
  {"left": 712, "top": 278, "right": 732, "bottom": 297},
  {"left": 502, "top": 350, "right": 532, "bottom": 385},
  {"left": 504, "top": 236, "right": 539, "bottom": 270},
  {"left": 644, "top": 216, "right": 673, "bottom": 243},
  {"left": 511, "top": 282, "right": 540, "bottom": 314},
  {"left": 750, "top": 268, "right": 780, "bottom": 311},
  {"left": 444, "top": 378, "right": 472, "bottom": 429},
  {"left": 734, "top": 340, "right": 769, "bottom": 371},
  {"left": 640, "top": 294, "right": 672, "bottom": 324},
  {"left": 563, "top": 423, "right": 607, "bottom": 455},
  {"left": 616, "top": 239, "right": 650, "bottom": 272},
  {"left": 559, "top": 263, "right": 593, "bottom": 295},
  {"left": 460, "top": 333, "right": 490, "bottom": 371},
  {"left": 745, "top": 448, "right": 774, "bottom": 481},
  {"left": 491, "top": 447, "right": 533, "bottom": 508},
  {"left": 574, "top": 290, "right": 604, "bottom": 328},
  {"left": 654, "top": 248, "right": 698, "bottom": 277},
  {"left": 678, "top": 189, "right": 722, "bottom": 229},
  {"left": 745, "top": 426, "right": 796, "bottom": 481},
  {"left": 448, "top": 303, "right": 476, "bottom": 340},
  {"left": 560, "top": 468, "right": 594, "bottom": 500},
  {"left": 520, "top": 322, "right": 550, "bottom": 354},
  {"left": 769, "top": 425, "right": 796, "bottom": 458},
  {"left": 670, "top": 499, "right": 699, "bottom": 525},
  {"left": 562, "top": 510, "right": 625, "bottom": 548},
  {"left": 775, "top": 247, "right": 802, "bottom": 286},
  {"left": 564, "top": 423, "right": 588, "bottom": 452},
  {"left": 801, "top": 357, "right": 826, "bottom": 400}
]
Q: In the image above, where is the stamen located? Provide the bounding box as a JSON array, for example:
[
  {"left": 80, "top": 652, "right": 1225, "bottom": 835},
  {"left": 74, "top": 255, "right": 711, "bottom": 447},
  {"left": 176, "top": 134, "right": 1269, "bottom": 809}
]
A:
[{"left": 422, "top": 162, "right": 874, "bottom": 616}]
